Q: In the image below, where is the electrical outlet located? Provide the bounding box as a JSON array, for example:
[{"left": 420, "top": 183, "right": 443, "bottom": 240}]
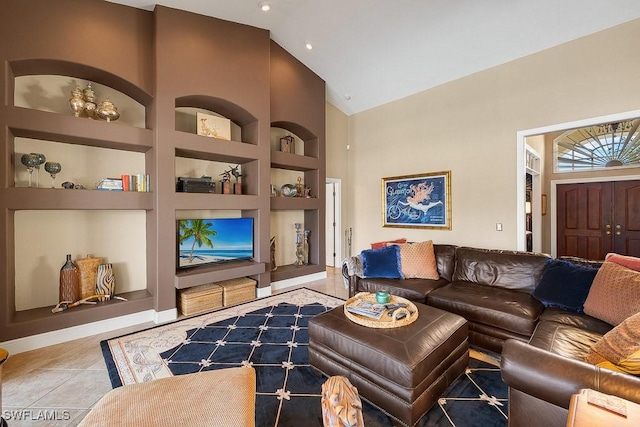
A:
[{"left": 496, "top": 223, "right": 503, "bottom": 231}]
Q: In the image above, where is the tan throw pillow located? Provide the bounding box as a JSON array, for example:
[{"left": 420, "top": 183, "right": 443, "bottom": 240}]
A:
[
  {"left": 583, "top": 261, "right": 640, "bottom": 326},
  {"left": 395, "top": 240, "right": 439, "bottom": 279},
  {"left": 585, "top": 312, "right": 640, "bottom": 375}
]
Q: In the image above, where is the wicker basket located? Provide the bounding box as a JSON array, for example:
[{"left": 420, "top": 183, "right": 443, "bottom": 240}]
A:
[
  {"left": 219, "top": 277, "right": 256, "bottom": 306},
  {"left": 178, "top": 283, "right": 223, "bottom": 316},
  {"left": 344, "top": 292, "right": 418, "bottom": 328}
]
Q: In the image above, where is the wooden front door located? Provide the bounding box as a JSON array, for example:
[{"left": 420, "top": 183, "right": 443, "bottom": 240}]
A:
[{"left": 557, "top": 180, "right": 640, "bottom": 260}]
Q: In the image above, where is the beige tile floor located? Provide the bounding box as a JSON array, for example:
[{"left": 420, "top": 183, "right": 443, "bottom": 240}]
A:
[{"left": 1, "top": 267, "right": 347, "bottom": 426}]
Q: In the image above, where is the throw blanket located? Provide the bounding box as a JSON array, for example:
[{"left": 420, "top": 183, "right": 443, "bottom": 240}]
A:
[{"left": 342, "top": 255, "right": 363, "bottom": 288}]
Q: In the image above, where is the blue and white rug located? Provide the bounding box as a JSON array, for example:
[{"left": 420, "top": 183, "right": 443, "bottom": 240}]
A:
[{"left": 102, "top": 288, "right": 507, "bottom": 426}]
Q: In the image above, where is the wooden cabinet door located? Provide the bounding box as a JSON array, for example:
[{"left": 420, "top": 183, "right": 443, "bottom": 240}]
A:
[
  {"left": 557, "top": 182, "right": 612, "bottom": 260},
  {"left": 557, "top": 180, "right": 640, "bottom": 259}
]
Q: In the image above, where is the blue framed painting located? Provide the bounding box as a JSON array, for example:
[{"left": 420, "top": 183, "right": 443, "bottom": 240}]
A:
[{"left": 382, "top": 171, "right": 451, "bottom": 229}]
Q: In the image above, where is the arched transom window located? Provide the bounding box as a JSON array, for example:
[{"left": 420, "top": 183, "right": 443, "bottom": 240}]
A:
[{"left": 554, "top": 119, "right": 640, "bottom": 172}]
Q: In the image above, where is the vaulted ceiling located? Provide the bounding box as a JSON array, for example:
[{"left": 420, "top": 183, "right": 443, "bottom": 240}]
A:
[{"left": 107, "top": 0, "right": 640, "bottom": 115}]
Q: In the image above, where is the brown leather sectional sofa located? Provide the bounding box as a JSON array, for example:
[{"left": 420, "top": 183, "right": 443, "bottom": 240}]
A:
[{"left": 343, "top": 244, "right": 640, "bottom": 426}]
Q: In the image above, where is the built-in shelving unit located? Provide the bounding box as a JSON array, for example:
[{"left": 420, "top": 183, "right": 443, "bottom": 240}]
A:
[
  {"left": 269, "top": 41, "right": 326, "bottom": 282},
  {"left": 0, "top": 1, "right": 325, "bottom": 343},
  {"left": 0, "top": 0, "right": 156, "bottom": 342}
]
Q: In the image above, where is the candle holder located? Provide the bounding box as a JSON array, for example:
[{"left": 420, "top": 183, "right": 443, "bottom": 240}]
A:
[
  {"left": 20, "top": 153, "right": 40, "bottom": 187},
  {"left": 44, "top": 162, "right": 62, "bottom": 188},
  {"left": 31, "top": 153, "right": 46, "bottom": 187}
]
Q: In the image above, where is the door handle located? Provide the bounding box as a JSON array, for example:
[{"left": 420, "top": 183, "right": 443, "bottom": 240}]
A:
[
  {"left": 605, "top": 224, "right": 611, "bottom": 235},
  {"left": 615, "top": 224, "right": 622, "bottom": 236}
]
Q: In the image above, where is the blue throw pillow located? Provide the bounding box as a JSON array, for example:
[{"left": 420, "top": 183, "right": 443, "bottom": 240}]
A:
[
  {"left": 361, "top": 245, "right": 404, "bottom": 279},
  {"left": 532, "top": 259, "right": 599, "bottom": 312}
]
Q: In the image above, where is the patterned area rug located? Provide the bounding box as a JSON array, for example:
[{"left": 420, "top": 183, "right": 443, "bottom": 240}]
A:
[{"left": 101, "top": 288, "right": 507, "bottom": 426}]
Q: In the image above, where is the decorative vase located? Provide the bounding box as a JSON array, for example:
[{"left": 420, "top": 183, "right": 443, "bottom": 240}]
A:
[
  {"left": 59, "top": 254, "right": 80, "bottom": 303},
  {"left": 75, "top": 255, "right": 103, "bottom": 299},
  {"left": 96, "top": 98, "right": 120, "bottom": 122},
  {"left": 96, "top": 263, "right": 115, "bottom": 301},
  {"left": 69, "top": 85, "right": 85, "bottom": 117},
  {"left": 82, "top": 83, "right": 97, "bottom": 119}
]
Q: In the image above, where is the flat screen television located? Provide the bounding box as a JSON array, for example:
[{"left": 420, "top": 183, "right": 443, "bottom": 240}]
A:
[{"left": 176, "top": 217, "right": 254, "bottom": 269}]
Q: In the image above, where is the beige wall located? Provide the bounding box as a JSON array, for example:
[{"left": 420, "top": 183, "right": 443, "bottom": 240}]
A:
[
  {"left": 337, "top": 18, "right": 640, "bottom": 254},
  {"left": 325, "top": 103, "right": 351, "bottom": 257}
]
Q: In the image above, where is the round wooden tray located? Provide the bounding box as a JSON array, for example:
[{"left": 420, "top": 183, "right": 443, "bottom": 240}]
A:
[{"left": 344, "top": 292, "right": 418, "bottom": 328}]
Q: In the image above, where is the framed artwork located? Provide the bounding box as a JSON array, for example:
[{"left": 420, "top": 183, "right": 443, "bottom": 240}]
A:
[
  {"left": 382, "top": 171, "right": 451, "bottom": 229},
  {"left": 196, "top": 112, "right": 231, "bottom": 140}
]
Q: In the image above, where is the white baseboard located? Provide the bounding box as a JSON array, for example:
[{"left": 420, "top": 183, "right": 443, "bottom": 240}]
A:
[
  {"left": 0, "top": 309, "right": 174, "bottom": 355},
  {"left": 270, "top": 271, "right": 328, "bottom": 292},
  {"left": 256, "top": 286, "right": 272, "bottom": 298},
  {"left": 154, "top": 308, "right": 178, "bottom": 324},
  {"left": 0, "top": 275, "right": 327, "bottom": 355}
]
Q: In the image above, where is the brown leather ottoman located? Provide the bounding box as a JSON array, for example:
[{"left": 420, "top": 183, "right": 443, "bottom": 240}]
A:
[{"left": 308, "top": 303, "right": 468, "bottom": 427}]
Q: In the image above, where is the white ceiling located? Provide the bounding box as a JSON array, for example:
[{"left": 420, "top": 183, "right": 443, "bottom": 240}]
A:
[{"left": 107, "top": 0, "right": 640, "bottom": 115}]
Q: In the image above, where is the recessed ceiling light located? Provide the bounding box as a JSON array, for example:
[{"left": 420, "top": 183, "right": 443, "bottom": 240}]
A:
[
  {"left": 259, "top": 2, "right": 271, "bottom": 12},
  {"left": 305, "top": 42, "right": 313, "bottom": 50}
]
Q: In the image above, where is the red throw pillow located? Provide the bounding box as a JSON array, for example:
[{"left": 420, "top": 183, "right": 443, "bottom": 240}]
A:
[
  {"left": 606, "top": 253, "right": 640, "bottom": 272},
  {"left": 370, "top": 238, "right": 406, "bottom": 249}
]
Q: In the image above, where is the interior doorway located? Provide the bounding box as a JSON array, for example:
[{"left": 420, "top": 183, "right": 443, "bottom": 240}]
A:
[
  {"left": 325, "top": 178, "right": 342, "bottom": 267},
  {"left": 517, "top": 108, "right": 640, "bottom": 253}
]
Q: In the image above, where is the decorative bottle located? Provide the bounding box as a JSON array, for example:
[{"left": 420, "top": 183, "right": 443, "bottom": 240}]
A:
[
  {"left": 59, "top": 254, "right": 80, "bottom": 303},
  {"left": 96, "top": 263, "right": 115, "bottom": 301},
  {"left": 302, "top": 230, "right": 310, "bottom": 265},
  {"left": 294, "top": 223, "right": 304, "bottom": 266}
]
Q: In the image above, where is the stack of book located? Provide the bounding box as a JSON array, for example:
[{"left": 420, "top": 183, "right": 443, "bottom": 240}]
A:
[
  {"left": 122, "top": 174, "right": 150, "bottom": 192},
  {"left": 97, "top": 174, "right": 151, "bottom": 192}
]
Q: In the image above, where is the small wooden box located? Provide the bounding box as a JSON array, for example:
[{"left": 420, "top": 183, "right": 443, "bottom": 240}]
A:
[
  {"left": 178, "top": 283, "right": 223, "bottom": 316},
  {"left": 219, "top": 277, "right": 256, "bottom": 306}
]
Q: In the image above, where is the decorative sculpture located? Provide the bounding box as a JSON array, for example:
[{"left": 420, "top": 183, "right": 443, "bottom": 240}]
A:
[{"left": 321, "top": 376, "right": 364, "bottom": 427}]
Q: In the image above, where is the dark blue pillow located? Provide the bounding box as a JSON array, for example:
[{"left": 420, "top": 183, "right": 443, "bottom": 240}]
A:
[
  {"left": 361, "top": 245, "right": 404, "bottom": 279},
  {"left": 531, "top": 259, "right": 599, "bottom": 312}
]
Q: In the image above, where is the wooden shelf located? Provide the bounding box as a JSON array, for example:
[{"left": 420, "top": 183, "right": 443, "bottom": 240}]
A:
[
  {"left": 175, "top": 260, "right": 266, "bottom": 289},
  {"left": 271, "top": 150, "right": 320, "bottom": 171},
  {"left": 5, "top": 107, "right": 153, "bottom": 153},
  {"left": 270, "top": 263, "right": 325, "bottom": 282},
  {"left": 175, "top": 131, "right": 260, "bottom": 163},
  {"left": 6, "top": 290, "right": 153, "bottom": 341},
  {"left": 270, "top": 196, "right": 322, "bottom": 210},
  {"left": 173, "top": 192, "right": 260, "bottom": 210},
  {"left": 5, "top": 187, "right": 153, "bottom": 210}
]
